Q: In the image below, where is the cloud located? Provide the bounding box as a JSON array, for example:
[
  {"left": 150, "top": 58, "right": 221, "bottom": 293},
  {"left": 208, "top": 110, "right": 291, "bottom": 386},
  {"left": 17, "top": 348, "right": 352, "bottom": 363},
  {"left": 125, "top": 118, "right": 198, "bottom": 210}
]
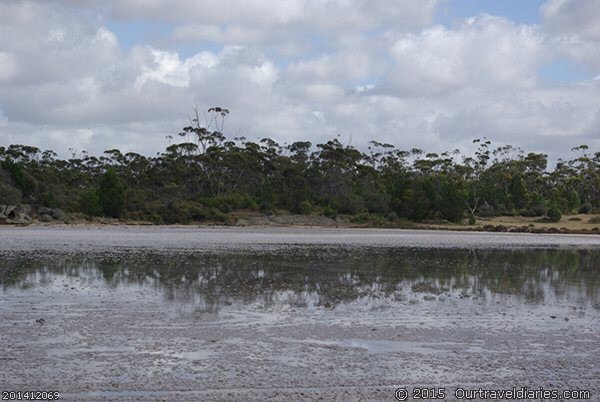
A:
[
  {"left": 387, "top": 15, "right": 545, "bottom": 94},
  {"left": 541, "top": 0, "right": 600, "bottom": 41},
  {"left": 172, "top": 24, "right": 266, "bottom": 45},
  {"left": 0, "top": 52, "right": 18, "bottom": 83},
  {"left": 0, "top": 0, "right": 598, "bottom": 163},
  {"left": 100, "top": 0, "right": 440, "bottom": 32},
  {"left": 541, "top": 0, "right": 600, "bottom": 71}
]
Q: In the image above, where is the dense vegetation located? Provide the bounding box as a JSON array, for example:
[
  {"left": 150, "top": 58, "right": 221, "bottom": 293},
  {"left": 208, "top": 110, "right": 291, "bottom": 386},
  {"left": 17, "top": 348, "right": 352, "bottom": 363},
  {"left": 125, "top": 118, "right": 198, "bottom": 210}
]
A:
[{"left": 0, "top": 108, "right": 598, "bottom": 224}]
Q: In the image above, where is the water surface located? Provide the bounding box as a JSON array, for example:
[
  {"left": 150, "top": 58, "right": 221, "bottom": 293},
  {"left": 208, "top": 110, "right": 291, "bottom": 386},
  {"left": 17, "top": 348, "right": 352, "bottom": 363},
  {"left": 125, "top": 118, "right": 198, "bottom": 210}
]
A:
[{"left": 0, "top": 227, "right": 599, "bottom": 401}]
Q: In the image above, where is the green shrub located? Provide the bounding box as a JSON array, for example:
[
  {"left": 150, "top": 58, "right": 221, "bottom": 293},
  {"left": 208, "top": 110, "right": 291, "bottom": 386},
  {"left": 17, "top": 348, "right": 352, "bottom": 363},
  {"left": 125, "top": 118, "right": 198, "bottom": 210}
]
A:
[
  {"left": 40, "top": 191, "right": 59, "bottom": 208},
  {"left": 524, "top": 202, "right": 547, "bottom": 217},
  {"left": 468, "top": 214, "right": 476, "bottom": 225},
  {"left": 547, "top": 203, "right": 562, "bottom": 222},
  {"left": 1, "top": 159, "right": 24, "bottom": 190},
  {"left": 0, "top": 175, "right": 22, "bottom": 204},
  {"left": 98, "top": 168, "right": 125, "bottom": 218},
  {"left": 247, "top": 199, "right": 258, "bottom": 211},
  {"left": 565, "top": 189, "right": 580, "bottom": 213},
  {"left": 298, "top": 200, "right": 313, "bottom": 215},
  {"left": 372, "top": 215, "right": 386, "bottom": 226},
  {"left": 323, "top": 205, "right": 337, "bottom": 219},
  {"left": 207, "top": 207, "right": 227, "bottom": 222},
  {"left": 161, "top": 201, "right": 213, "bottom": 224},
  {"left": 79, "top": 189, "right": 102, "bottom": 217},
  {"left": 350, "top": 212, "right": 370, "bottom": 224},
  {"left": 579, "top": 202, "right": 593, "bottom": 214}
]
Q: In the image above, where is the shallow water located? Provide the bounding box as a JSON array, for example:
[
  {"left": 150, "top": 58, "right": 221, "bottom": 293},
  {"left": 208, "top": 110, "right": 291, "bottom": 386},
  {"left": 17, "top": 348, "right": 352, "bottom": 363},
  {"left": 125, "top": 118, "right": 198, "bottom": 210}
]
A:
[
  {"left": 2, "top": 247, "right": 599, "bottom": 313},
  {"left": 0, "top": 227, "right": 599, "bottom": 401}
]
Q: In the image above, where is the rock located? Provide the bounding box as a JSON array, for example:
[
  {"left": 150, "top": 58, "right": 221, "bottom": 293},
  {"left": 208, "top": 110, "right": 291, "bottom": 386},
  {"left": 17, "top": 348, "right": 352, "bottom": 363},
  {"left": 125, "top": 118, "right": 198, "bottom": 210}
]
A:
[
  {"left": 14, "top": 204, "right": 33, "bottom": 216},
  {"left": 50, "top": 208, "right": 66, "bottom": 221},
  {"left": 39, "top": 214, "right": 53, "bottom": 222},
  {"left": 0, "top": 205, "right": 38, "bottom": 224},
  {"left": 7, "top": 212, "right": 32, "bottom": 225},
  {"left": 35, "top": 206, "right": 66, "bottom": 222},
  {"left": 37, "top": 206, "right": 54, "bottom": 216},
  {"left": 4, "top": 205, "right": 16, "bottom": 217},
  {"left": 35, "top": 318, "right": 45, "bottom": 325}
]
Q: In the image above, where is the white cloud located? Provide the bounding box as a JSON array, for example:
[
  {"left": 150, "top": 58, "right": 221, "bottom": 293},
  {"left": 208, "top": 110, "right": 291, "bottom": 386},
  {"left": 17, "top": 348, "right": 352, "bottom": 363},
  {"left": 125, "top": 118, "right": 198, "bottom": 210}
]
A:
[
  {"left": 541, "top": 0, "right": 600, "bottom": 41},
  {"left": 104, "top": 0, "right": 440, "bottom": 32},
  {"left": 0, "top": 0, "right": 598, "bottom": 162},
  {"left": 172, "top": 24, "right": 266, "bottom": 45},
  {"left": 135, "top": 49, "right": 219, "bottom": 89},
  {"left": 0, "top": 52, "right": 19, "bottom": 83},
  {"left": 541, "top": 0, "right": 600, "bottom": 71},
  {"left": 388, "top": 15, "right": 545, "bottom": 94}
]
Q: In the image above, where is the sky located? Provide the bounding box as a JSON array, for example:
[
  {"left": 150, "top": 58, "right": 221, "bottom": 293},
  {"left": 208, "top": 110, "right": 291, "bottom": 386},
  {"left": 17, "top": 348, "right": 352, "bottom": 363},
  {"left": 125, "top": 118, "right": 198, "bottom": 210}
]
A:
[{"left": 0, "top": 0, "right": 599, "bottom": 163}]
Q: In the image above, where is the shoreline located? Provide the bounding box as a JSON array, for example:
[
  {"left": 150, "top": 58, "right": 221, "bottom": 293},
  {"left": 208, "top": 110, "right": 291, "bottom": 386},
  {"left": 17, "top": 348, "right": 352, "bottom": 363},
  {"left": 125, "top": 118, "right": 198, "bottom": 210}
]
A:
[
  {"left": 3, "top": 205, "right": 599, "bottom": 235},
  {"left": 2, "top": 216, "right": 599, "bottom": 236},
  {"left": 1, "top": 225, "right": 599, "bottom": 256}
]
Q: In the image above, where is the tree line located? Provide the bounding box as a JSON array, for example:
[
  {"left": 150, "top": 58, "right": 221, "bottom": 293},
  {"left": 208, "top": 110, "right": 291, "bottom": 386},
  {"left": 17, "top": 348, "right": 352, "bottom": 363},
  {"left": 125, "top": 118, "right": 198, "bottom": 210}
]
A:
[{"left": 0, "top": 108, "right": 598, "bottom": 224}]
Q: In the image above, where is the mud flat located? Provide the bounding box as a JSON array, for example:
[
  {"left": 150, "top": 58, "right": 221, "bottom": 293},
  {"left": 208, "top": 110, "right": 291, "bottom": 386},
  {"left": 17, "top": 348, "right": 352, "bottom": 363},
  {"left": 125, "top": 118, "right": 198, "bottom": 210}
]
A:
[
  {"left": 1, "top": 227, "right": 599, "bottom": 401},
  {"left": 1, "top": 225, "right": 600, "bottom": 252}
]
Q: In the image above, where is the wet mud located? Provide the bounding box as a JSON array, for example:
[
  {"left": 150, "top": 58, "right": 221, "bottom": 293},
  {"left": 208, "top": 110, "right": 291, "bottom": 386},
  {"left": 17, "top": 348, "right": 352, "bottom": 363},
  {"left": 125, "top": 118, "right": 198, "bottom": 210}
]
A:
[{"left": 1, "top": 227, "right": 599, "bottom": 401}]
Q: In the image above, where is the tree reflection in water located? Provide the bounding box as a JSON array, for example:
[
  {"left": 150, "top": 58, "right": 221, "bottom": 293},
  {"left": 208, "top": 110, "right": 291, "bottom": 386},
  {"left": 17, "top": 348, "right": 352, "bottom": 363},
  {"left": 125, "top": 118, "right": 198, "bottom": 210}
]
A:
[{"left": 1, "top": 247, "right": 599, "bottom": 312}]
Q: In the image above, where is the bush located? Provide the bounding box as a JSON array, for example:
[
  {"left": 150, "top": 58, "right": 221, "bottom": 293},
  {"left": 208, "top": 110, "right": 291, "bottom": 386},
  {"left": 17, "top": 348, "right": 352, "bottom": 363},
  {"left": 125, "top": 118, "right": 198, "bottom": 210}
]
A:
[
  {"left": 477, "top": 203, "right": 496, "bottom": 217},
  {"left": 468, "top": 214, "right": 476, "bottom": 225},
  {"left": 298, "top": 200, "right": 313, "bottom": 215},
  {"left": 0, "top": 179, "right": 22, "bottom": 205},
  {"left": 40, "top": 191, "right": 59, "bottom": 209},
  {"left": 1, "top": 159, "right": 25, "bottom": 190},
  {"left": 371, "top": 215, "right": 386, "bottom": 226},
  {"left": 524, "top": 203, "right": 547, "bottom": 217},
  {"left": 523, "top": 192, "right": 546, "bottom": 217},
  {"left": 565, "top": 189, "right": 580, "bottom": 213},
  {"left": 247, "top": 199, "right": 258, "bottom": 211},
  {"left": 163, "top": 201, "right": 193, "bottom": 224},
  {"left": 199, "top": 195, "right": 257, "bottom": 213},
  {"left": 323, "top": 205, "right": 337, "bottom": 219},
  {"left": 98, "top": 168, "right": 125, "bottom": 218},
  {"left": 79, "top": 189, "right": 102, "bottom": 217},
  {"left": 547, "top": 203, "right": 562, "bottom": 222},
  {"left": 579, "top": 202, "right": 593, "bottom": 214},
  {"left": 365, "top": 191, "right": 390, "bottom": 215},
  {"left": 437, "top": 181, "right": 466, "bottom": 222},
  {"left": 207, "top": 207, "right": 227, "bottom": 222},
  {"left": 160, "top": 201, "right": 230, "bottom": 224},
  {"left": 335, "top": 193, "right": 365, "bottom": 215},
  {"left": 350, "top": 212, "right": 370, "bottom": 224}
]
